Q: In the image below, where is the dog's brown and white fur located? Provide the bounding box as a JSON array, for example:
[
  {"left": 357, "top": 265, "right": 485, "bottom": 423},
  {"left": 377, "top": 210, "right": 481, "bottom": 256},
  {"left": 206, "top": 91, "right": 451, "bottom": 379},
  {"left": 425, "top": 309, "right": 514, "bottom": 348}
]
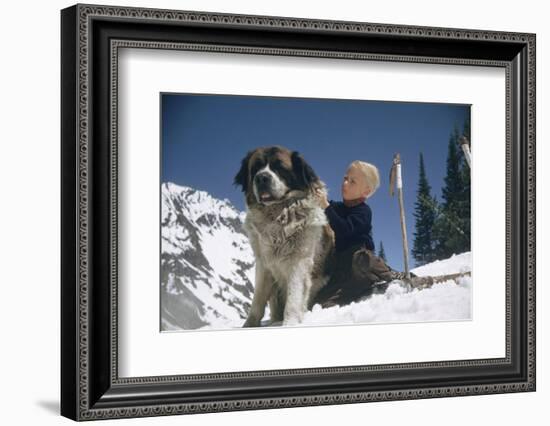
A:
[{"left": 234, "top": 146, "right": 335, "bottom": 327}]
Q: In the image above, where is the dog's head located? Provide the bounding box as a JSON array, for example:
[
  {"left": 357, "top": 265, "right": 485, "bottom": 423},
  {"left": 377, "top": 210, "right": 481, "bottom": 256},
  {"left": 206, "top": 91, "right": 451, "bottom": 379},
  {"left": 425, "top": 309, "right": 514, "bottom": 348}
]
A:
[{"left": 234, "top": 145, "right": 319, "bottom": 206}]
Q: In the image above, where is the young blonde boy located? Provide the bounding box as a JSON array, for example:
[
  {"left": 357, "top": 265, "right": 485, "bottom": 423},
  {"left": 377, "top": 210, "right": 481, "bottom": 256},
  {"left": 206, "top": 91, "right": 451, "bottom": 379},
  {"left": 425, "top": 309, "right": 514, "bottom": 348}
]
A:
[
  {"left": 314, "top": 161, "right": 399, "bottom": 307},
  {"left": 317, "top": 161, "right": 379, "bottom": 252}
]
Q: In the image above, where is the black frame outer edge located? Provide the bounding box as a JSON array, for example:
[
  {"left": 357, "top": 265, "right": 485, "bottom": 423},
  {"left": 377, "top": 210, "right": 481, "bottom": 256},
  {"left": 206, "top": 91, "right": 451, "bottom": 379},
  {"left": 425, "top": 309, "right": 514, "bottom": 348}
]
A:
[
  {"left": 61, "top": 4, "right": 78, "bottom": 421},
  {"left": 61, "top": 5, "right": 534, "bottom": 420}
]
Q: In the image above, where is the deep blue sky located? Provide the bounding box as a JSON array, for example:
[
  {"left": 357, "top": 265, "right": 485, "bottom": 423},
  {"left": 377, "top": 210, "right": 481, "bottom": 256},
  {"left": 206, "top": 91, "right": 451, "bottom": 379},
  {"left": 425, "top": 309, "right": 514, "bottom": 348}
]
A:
[{"left": 162, "top": 93, "right": 469, "bottom": 269}]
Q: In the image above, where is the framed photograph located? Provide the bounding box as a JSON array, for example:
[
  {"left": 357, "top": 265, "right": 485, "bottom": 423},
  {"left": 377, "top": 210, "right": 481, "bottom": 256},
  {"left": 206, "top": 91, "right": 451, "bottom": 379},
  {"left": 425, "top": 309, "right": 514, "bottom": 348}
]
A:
[
  {"left": 159, "top": 93, "right": 473, "bottom": 331},
  {"left": 61, "top": 3, "right": 536, "bottom": 421}
]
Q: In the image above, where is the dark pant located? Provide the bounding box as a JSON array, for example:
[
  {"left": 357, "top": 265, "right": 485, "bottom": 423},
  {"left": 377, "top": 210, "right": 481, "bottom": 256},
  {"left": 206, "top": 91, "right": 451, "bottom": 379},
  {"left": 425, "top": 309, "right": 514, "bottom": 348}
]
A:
[{"left": 314, "top": 243, "right": 397, "bottom": 308}]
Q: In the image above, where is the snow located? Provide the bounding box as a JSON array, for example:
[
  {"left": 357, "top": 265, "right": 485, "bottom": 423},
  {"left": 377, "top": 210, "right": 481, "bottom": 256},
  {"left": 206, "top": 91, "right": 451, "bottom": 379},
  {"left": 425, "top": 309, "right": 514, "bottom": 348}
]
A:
[
  {"left": 200, "top": 252, "right": 472, "bottom": 330},
  {"left": 411, "top": 252, "right": 471, "bottom": 277},
  {"left": 304, "top": 276, "right": 471, "bottom": 326},
  {"left": 302, "top": 253, "right": 472, "bottom": 327},
  {"left": 200, "top": 220, "right": 251, "bottom": 282}
]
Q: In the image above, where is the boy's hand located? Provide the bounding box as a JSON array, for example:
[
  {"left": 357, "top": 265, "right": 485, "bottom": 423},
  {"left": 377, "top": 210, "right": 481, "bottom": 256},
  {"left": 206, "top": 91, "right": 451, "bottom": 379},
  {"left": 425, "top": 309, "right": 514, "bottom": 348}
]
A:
[{"left": 315, "top": 188, "right": 330, "bottom": 209}]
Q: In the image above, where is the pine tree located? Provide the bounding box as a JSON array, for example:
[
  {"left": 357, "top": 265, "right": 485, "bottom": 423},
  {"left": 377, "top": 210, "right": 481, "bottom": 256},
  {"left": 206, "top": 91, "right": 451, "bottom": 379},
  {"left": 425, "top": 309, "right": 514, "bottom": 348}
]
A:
[
  {"left": 433, "top": 124, "right": 469, "bottom": 259},
  {"left": 412, "top": 152, "right": 437, "bottom": 265},
  {"left": 378, "top": 241, "right": 387, "bottom": 262}
]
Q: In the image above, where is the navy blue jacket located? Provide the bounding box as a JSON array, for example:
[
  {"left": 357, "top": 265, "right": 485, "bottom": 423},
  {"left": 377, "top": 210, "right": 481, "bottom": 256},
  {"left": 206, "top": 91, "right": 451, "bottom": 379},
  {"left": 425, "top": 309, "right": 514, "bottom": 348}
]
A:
[{"left": 324, "top": 200, "right": 375, "bottom": 252}]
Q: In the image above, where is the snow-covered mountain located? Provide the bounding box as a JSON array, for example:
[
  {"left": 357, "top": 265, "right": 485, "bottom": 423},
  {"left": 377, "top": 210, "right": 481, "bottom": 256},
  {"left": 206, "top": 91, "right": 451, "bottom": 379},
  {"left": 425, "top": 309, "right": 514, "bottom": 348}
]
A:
[{"left": 161, "top": 182, "right": 255, "bottom": 331}]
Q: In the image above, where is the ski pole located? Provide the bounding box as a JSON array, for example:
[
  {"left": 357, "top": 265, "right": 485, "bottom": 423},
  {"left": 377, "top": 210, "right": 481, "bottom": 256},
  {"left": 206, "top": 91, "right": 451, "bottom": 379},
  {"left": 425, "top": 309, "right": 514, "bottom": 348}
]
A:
[
  {"left": 389, "top": 153, "right": 410, "bottom": 279},
  {"left": 459, "top": 135, "right": 472, "bottom": 168}
]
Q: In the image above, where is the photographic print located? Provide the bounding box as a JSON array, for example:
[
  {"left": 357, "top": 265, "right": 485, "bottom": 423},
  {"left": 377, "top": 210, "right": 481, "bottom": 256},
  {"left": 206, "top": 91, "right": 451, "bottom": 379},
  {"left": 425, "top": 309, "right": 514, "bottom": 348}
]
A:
[{"left": 160, "top": 93, "right": 472, "bottom": 331}]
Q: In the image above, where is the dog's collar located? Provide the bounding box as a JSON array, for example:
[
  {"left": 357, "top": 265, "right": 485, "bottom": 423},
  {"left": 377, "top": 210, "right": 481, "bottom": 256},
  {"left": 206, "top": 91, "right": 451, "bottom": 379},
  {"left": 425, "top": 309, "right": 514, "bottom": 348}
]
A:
[{"left": 256, "top": 189, "right": 308, "bottom": 209}]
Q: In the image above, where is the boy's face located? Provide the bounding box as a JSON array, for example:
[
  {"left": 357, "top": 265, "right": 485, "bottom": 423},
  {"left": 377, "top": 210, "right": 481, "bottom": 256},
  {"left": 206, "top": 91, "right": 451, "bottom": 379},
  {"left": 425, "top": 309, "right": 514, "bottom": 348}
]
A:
[{"left": 341, "top": 166, "right": 370, "bottom": 201}]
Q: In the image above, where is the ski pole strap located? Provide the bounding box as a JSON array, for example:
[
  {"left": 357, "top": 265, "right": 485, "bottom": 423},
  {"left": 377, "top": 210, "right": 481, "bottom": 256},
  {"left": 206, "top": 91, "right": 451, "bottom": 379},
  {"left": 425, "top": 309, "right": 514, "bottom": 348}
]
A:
[{"left": 396, "top": 163, "right": 402, "bottom": 189}]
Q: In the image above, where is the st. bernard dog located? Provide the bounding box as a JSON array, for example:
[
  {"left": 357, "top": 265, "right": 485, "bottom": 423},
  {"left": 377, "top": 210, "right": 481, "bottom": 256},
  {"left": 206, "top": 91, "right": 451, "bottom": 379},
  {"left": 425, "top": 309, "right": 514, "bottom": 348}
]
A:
[{"left": 234, "top": 146, "right": 335, "bottom": 327}]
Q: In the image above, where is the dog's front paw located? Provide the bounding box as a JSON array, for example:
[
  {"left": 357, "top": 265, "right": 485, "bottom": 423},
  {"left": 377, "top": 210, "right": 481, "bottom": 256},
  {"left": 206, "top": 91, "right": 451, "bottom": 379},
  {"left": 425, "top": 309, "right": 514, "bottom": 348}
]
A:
[
  {"left": 282, "top": 316, "right": 302, "bottom": 327},
  {"left": 242, "top": 315, "right": 261, "bottom": 328}
]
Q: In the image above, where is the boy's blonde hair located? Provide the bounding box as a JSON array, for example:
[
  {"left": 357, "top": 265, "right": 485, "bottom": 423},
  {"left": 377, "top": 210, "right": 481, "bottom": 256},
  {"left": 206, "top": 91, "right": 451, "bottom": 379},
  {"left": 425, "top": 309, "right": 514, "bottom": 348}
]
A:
[{"left": 348, "top": 160, "right": 380, "bottom": 199}]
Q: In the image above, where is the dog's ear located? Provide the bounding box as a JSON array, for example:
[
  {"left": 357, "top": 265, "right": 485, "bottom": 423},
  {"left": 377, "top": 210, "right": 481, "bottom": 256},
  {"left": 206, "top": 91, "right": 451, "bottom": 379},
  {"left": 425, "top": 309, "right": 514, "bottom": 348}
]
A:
[
  {"left": 291, "top": 151, "right": 319, "bottom": 189},
  {"left": 234, "top": 150, "right": 254, "bottom": 193}
]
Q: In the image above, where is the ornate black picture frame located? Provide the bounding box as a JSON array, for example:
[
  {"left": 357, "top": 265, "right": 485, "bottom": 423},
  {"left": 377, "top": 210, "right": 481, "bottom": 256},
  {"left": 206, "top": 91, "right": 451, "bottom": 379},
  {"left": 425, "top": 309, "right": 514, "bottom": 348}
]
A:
[{"left": 61, "top": 3, "right": 536, "bottom": 421}]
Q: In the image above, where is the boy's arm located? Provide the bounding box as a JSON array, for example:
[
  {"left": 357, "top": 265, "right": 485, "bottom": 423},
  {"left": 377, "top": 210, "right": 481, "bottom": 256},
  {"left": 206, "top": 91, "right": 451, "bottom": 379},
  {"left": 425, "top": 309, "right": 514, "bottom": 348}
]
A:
[{"left": 324, "top": 202, "right": 372, "bottom": 239}]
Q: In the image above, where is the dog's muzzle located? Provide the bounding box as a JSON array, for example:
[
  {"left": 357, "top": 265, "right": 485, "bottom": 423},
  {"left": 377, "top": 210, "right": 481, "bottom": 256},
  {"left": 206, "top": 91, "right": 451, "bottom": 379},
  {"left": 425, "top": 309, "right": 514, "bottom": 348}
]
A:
[{"left": 254, "top": 173, "right": 277, "bottom": 202}]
